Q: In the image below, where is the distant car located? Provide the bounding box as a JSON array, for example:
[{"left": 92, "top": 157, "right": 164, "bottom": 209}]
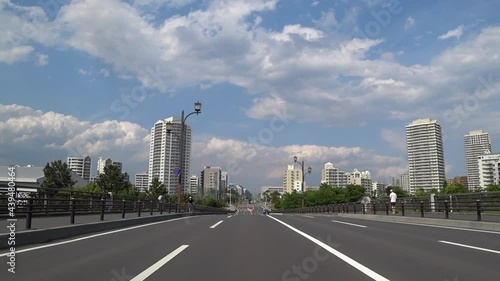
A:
[{"left": 263, "top": 209, "right": 270, "bottom": 215}]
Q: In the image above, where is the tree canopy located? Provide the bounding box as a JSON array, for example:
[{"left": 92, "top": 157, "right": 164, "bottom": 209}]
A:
[{"left": 42, "top": 160, "right": 75, "bottom": 191}]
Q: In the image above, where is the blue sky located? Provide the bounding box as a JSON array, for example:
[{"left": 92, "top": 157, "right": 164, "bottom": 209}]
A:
[{"left": 1, "top": 0, "right": 500, "bottom": 194}]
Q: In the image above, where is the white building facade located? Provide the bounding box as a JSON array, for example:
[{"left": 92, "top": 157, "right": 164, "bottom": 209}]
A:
[
  {"left": 406, "top": 118, "right": 446, "bottom": 194},
  {"left": 67, "top": 156, "right": 91, "bottom": 182},
  {"left": 283, "top": 164, "right": 302, "bottom": 194},
  {"left": 321, "top": 162, "right": 347, "bottom": 188},
  {"left": 148, "top": 116, "right": 192, "bottom": 195},
  {"left": 135, "top": 172, "right": 149, "bottom": 193},
  {"left": 464, "top": 130, "right": 491, "bottom": 191},
  {"left": 478, "top": 150, "right": 500, "bottom": 188}
]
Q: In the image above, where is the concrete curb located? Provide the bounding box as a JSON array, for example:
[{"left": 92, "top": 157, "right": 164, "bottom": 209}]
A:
[
  {"left": 337, "top": 214, "right": 500, "bottom": 232},
  {"left": 0, "top": 212, "right": 224, "bottom": 249}
]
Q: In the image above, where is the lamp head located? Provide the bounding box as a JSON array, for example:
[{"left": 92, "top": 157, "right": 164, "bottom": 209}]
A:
[
  {"left": 194, "top": 101, "right": 202, "bottom": 113},
  {"left": 166, "top": 121, "right": 173, "bottom": 133}
]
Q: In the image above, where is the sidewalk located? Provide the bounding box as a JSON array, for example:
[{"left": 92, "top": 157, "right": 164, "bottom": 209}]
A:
[{"left": 336, "top": 213, "right": 500, "bottom": 232}]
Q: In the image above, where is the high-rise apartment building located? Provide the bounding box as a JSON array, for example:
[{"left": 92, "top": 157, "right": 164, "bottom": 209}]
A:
[
  {"left": 478, "top": 150, "right": 500, "bottom": 188},
  {"left": 321, "top": 162, "right": 347, "bottom": 188},
  {"left": 189, "top": 175, "right": 199, "bottom": 195},
  {"left": 348, "top": 169, "right": 372, "bottom": 191},
  {"left": 406, "top": 118, "right": 446, "bottom": 194},
  {"left": 97, "top": 157, "right": 122, "bottom": 175},
  {"left": 201, "top": 166, "right": 222, "bottom": 193},
  {"left": 283, "top": 164, "right": 302, "bottom": 194},
  {"left": 401, "top": 172, "right": 409, "bottom": 194},
  {"left": 148, "top": 116, "right": 192, "bottom": 195},
  {"left": 135, "top": 172, "right": 149, "bottom": 193},
  {"left": 67, "top": 156, "right": 91, "bottom": 182},
  {"left": 464, "top": 130, "right": 491, "bottom": 191},
  {"left": 221, "top": 171, "right": 229, "bottom": 191}
]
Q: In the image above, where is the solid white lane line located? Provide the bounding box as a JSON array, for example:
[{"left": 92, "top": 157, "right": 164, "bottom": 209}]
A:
[
  {"left": 439, "top": 241, "right": 500, "bottom": 255},
  {"left": 332, "top": 220, "right": 367, "bottom": 228},
  {"left": 268, "top": 216, "right": 389, "bottom": 281},
  {"left": 302, "top": 215, "right": 315, "bottom": 219},
  {"left": 210, "top": 220, "right": 223, "bottom": 229},
  {"left": 227, "top": 215, "right": 233, "bottom": 218},
  {"left": 131, "top": 245, "right": 189, "bottom": 281},
  {"left": 342, "top": 217, "right": 500, "bottom": 235},
  {"left": 0, "top": 216, "right": 196, "bottom": 257}
]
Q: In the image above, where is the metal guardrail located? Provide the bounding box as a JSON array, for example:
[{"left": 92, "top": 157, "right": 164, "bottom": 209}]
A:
[{"left": 280, "top": 198, "right": 500, "bottom": 222}]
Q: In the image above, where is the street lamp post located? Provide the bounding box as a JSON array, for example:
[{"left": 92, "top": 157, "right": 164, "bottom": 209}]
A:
[
  {"left": 167, "top": 101, "right": 202, "bottom": 213},
  {"left": 294, "top": 156, "right": 312, "bottom": 208}
]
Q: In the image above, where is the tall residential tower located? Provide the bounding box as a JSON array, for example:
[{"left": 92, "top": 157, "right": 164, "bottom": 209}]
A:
[
  {"left": 406, "top": 119, "right": 446, "bottom": 194},
  {"left": 464, "top": 130, "right": 491, "bottom": 190},
  {"left": 148, "top": 117, "right": 192, "bottom": 195}
]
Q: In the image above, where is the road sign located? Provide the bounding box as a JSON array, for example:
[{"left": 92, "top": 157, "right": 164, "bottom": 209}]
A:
[{"left": 173, "top": 167, "right": 181, "bottom": 175}]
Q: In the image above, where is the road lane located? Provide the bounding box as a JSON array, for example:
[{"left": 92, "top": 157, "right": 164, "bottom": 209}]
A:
[
  {"left": 149, "top": 213, "right": 374, "bottom": 281},
  {"left": 276, "top": 215, "right": 500, "bottom": 281},
  {"left": 0, "top": 215, "right": 225, "bottom": 281},
  {"left": 2, "top": 212, "right": 499, "bottom": 281},
  {"left": 313, "top": 215, "right": 500, "bottom": 251}
]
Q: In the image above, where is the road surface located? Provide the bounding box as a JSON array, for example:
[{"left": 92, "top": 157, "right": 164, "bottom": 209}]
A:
[{"left": 1, "top": 213, "right": 499, "bottom": 280}]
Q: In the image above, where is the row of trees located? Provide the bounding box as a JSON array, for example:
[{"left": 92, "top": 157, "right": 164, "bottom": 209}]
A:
[
  {"left": 266, "top": 182, "right": 500, "bottom": 210},
  {"left": 266, "top": 184, "right": 367, "bottom": 209},
  {"left": 41, "top": 160, "right": 232, "bottom": 206}
]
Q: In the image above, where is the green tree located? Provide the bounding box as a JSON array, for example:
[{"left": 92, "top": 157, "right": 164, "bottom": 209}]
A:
[
  {"left": 385, "top": 186, "right": 408, "bottom": 198},
  {"left": 415, "top": 188, "right": 427, "bottom": 197},
  {"left": 145, "top": 178, "right": 166, "bottom": 200},
  {"left": 485, "top": 185, "right": 500, "bottom": 192},
  {"left": 443, "top": 183, "right": 468, "bottom": 194},
  {"left": 81, "top": 182, "right": 102, "bottom": 193},
  {"left": 427, "top": 188, "right": 439, "bottom": 195},
  {"left": 345, "top": 185, "right": 366, "bottom": 202},
  {"left": 42, "top": 160, "right": 75, "bottom": 196},
  {"left": 96, "top": 165, "right": 127, "bottom": 193}
]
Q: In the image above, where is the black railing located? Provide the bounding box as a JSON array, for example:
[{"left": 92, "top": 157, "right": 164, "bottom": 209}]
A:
[
  {"left": 278, "top": 196, "right": 500, "bottom": 222},
  {"left": 0, "top": 187, "right": 231, "bottom": 229}
]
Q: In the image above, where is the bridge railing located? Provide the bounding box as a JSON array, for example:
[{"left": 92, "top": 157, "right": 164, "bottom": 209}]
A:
[
  {"left": 0, "top": 188, "right": 230, "bottom": 229},
  {"left": 277, "top": 195, "right": 500, "bottom": 222}
]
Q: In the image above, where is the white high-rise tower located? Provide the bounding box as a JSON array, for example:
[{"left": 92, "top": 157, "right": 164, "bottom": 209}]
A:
[
  {"left": 464, "top": 130, "right": 491, "bottom": 191},
  {"left": 406, "top": 118, "right": 446, "bottom": 194},
  {"left": 148, "top": 116, "right": 192, "bottom": 195}
]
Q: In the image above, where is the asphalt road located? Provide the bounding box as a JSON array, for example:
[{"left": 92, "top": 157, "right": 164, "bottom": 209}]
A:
[{"left": 1, "top": 212, "right": 499, "bottom": 281}]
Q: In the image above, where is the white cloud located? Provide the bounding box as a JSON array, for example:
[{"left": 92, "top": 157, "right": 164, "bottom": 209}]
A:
[
  {"left": 134, "top": 0, "right": 196, "bottom": 9},
  {"left": 438, "top": 25, "right": 464, "bottom": 40},
  {"left": 78, "top": 69, "right": 90, "bottom": 75},
  {"left": 0, "top": 104, "right": 407, "bottom": 187},
  {"left": 380, "top": 129, "right": 406, "bottom": 152},
  {"left": 0, "top": 45, "right": 34, "bottom": 64},
  {"left": 100, "top": 68, "right": 110, "bottom": 77},
  {"left": 311, "top": 1, "right": 320, "bottom": 7},
  {"left": 313, "top": 9, "right": 337, "bottom": 31},
  {"left": 192, "top": 137, "right": 407, "bottom": 185},
  {"left": 405, "top": 16, "right": 415, "bottom": 31},
  {"left": 1, "top": 0, "right": 499, "bottom": 134},
  {"left": 36, "top": 53, "right": 48, "bottom": 66},
  {"left": 0, "top": 104, "right": 150, "bottom": 169},
  {"left": 271, "top": 24, "right": 324, "bottom": 42}
]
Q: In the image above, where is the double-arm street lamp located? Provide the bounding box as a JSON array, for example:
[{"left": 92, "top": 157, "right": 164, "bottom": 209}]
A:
[
  {"left": 294, "top": 156, "right": 311, "bottom": 208},
  {"left": 166, "top": 101, "right": 202, "bottom": 212}
]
